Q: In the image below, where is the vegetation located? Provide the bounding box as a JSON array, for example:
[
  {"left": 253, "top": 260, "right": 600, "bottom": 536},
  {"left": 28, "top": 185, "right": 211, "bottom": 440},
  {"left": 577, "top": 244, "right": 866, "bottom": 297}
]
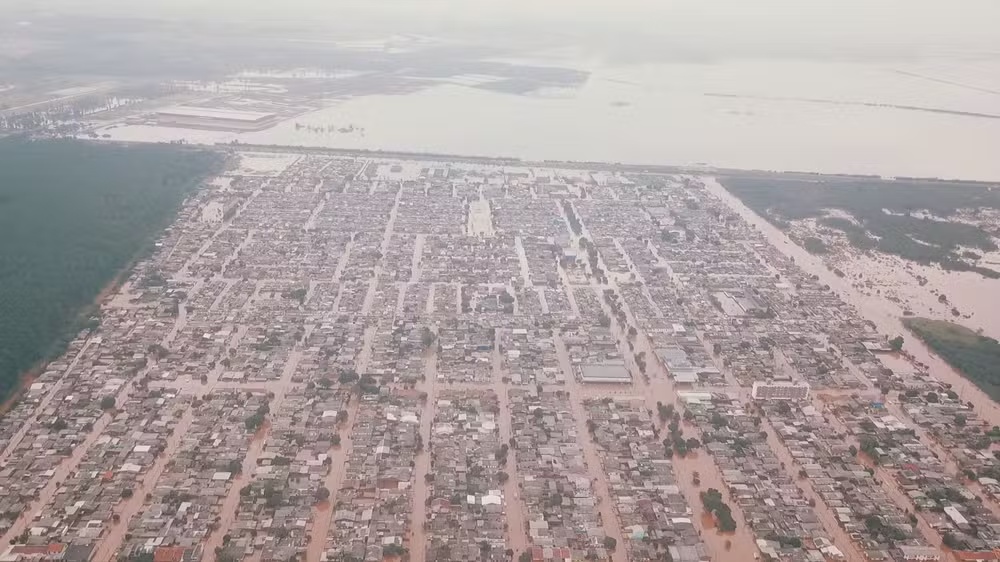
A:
[
  {"left": 0, "top": 138, "right": 223, "bottom": 403},
  {"left": 888, "top": 336, "right": 904, "bottom": 352},
  {"left": 863, "top": 514, "right": 910, "bottom": 541},
  {"left": 420, "top": 327, "right": 437, "bottom": 349},
  {"left": 562, "top": 201, "right": 582, "bottom": 235},
  {"left": 904, "top": 318, "right": 1000, "bottom": 401},
  {"left": 801, "top": 236, "right": 828, "bottom": 255},
  {"left": 244, "top": 403, "right": 270, "bottom": 431},
  {"left": 383, "top": 544, "right": 407, "bottom": 557},
  {"left": 656, "top": 401, "right": 675, "bottom": 422},
  {"left": 721, "top": 175, "right": 1000, "bottom": 277},
  {"left": 700, "top": 488, "right": 737, "bottom": 532}
]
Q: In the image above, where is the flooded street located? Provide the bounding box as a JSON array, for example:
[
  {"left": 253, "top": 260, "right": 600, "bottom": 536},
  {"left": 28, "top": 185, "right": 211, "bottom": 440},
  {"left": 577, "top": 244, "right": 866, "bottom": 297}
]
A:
[
  {"left": 556, "top": 338, "right": 628, "bottom": 562},
  {"left": 305, "top": 398, "right": 359, "bottom": 562},
  {"left": 200, "top": 348, "right": 304, "bottom": 562},
  {"left": 757, "top": 419, "right": 869, "bottom": 561},
  {"left": 703, "top": 176, "right": 1000, "bottom": 427},
  {"left": 561, "top": 209, "right": 759, "bottom": 561},
  {"left": 407, "top": 346, "right": 437, "bottom": 562},
  {"left": 493, "top": 380, "right": 529, "bottom": 555},
  {"left": 93, "top": 408, "right": 196, "bottom": 562},
  {"left": 467, "top": 196, "right": 495, "bottom": 237},
  {"left": 0, "top": 370, "right": 145, "bottom": 546},
  {"left": 0, "top": 340, "right": 94, "bottom": 465}
]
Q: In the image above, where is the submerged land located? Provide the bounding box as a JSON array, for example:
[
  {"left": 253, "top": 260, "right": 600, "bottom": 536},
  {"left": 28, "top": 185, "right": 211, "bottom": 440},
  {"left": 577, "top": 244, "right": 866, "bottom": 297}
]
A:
[
  {"left": 0, "top": 142, "right": 999, "bottom": 562},
  {"left": 2, "top": 10, "right": 1000, "bottom": 561}
]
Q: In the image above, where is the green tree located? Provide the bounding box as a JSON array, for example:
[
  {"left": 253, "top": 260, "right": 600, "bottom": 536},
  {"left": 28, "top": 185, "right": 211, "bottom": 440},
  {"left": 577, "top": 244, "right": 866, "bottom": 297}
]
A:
[{"left": 100, "top": 395, "right": 116, "bottom": 410}]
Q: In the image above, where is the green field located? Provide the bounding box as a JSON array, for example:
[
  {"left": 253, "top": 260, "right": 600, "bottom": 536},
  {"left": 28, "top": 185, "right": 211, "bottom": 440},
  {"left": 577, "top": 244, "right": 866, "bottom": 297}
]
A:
[
  {"left": 720, "top": 175, "right": 1000, "bottom": 278},
  {"left": 904, "top": 318, "right": 1000, "bottom": 401},
  {"left": 0, "top": 138, "right": 223, "bottom": 402}
]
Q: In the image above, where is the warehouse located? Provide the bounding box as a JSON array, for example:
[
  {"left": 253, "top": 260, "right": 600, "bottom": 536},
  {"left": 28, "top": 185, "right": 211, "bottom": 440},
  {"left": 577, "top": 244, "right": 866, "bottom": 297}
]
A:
[
  {"left": 154, "top": 105, "right": 279, "bottom": 131},
  {"left": 578, "top": 363, "right": 631, "bottom": 384}
]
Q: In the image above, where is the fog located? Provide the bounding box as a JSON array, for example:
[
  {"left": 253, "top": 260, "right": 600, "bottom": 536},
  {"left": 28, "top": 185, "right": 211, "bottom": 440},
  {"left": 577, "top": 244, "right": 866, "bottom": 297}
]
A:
[
  {"left": 6, "top": 0, "right": 1000, "bottom": 178},
  {"left": 13, "top": 0, "right": 1000, "bottom": 61}
]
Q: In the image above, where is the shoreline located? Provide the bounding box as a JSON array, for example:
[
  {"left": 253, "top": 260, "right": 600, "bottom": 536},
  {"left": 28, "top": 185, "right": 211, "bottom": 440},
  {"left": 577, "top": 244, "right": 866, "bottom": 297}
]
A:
[
  {"left": 9, "top": 137, "right": 999, "bottom": 418},
  {"left": 79, "top": 137, "right": 1000, "bottom": 187},
  {"left": 0, "top": 258, "right": 134, "bottom": 416},
  {"left": 702, "top": 176, "right": 1000, "bottom": 427},
  {"left": 0, "top": 145, "right": 229, "bottom": 414}
]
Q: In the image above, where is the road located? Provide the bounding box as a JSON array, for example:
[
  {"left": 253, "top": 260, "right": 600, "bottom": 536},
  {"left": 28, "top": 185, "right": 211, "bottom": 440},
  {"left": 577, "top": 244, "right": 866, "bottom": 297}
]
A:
[
  {"left": 200, "top": 349, "right": 305, "bottom": 562},
  {"left": 758, "top": 418, "right": 869, "bottom": 561},
  {"left": 93, "top": 408, "right": 196, "bottom": 562},
  {"left": 562, "top": 199, "right": 760, "bottom": 561},
  {"left": 407, "top": 341, "right": 438, "bottom": 562},
  {"left": 703, "top": 176, "right": 1000, "bottom": 427},
  {"left": 555, "top": 337, "right": 627, "bottom": 562},
  {"left": 0, "top": 339, "right": 95, "bottom": 466},
  {"left": 305, "top": 398, "right": 359, "bottom": 562}
]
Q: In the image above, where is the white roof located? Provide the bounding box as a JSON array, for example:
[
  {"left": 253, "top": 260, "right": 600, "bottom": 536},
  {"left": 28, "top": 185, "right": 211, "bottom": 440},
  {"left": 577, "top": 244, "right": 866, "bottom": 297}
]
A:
[
  {"left": 157, "top": 105, "right": 275, "bottom": 122},
  {"left": 944, "top": 505, "right": 968, "bottom": 526}
]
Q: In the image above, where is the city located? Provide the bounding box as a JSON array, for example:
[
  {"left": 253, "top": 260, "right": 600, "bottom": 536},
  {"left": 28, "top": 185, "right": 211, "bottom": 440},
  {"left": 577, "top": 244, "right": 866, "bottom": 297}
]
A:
[{"left": 1, "top": 149, "right": 998, "bottom": 562}]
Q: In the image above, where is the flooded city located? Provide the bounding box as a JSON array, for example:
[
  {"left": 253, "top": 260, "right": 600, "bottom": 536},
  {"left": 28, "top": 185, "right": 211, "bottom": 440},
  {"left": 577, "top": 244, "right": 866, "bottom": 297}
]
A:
[{"left": 3, "top": 1, "right": 1000, "bottom": 561}]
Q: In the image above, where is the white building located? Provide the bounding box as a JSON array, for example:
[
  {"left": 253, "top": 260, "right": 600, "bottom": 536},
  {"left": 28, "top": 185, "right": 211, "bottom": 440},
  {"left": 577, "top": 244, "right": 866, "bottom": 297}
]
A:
[{"left": 751, "top": 381, "right": 810, "bottom": 401}]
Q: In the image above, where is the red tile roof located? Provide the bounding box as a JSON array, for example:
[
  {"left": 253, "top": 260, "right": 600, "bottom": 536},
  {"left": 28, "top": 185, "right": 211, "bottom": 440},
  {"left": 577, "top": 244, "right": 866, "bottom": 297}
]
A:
[{"left": 153, "top": 546, "right": 186, "bottom": 562}]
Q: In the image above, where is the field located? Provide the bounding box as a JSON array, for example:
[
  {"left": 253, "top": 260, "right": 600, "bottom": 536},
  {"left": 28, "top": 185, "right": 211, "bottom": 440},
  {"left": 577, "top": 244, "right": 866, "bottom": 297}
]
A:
[
  {"left": 0, "top": 137, "right": 223, "bottom": 402},
  {"left": 720, "top": 175, "right": 1000, "bottom": 277},
  {"left": 904, "top": 318, "right": 1000, "bottom": 401}
]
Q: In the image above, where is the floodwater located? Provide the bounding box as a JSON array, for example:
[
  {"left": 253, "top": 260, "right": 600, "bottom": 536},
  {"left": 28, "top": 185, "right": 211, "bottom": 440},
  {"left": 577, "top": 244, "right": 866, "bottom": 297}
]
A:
[
  {"left": 703, "top": 177, "right": 1000, "bottom": 427},
  {"left": 95, "top": 57, "right": 1000, "bottom": 181},
  {"left": 558, "top": 207, "right": 759, "bottom": 561},
  {"left": 830, "top": 248, "right": 1000, "bottom": 341}
]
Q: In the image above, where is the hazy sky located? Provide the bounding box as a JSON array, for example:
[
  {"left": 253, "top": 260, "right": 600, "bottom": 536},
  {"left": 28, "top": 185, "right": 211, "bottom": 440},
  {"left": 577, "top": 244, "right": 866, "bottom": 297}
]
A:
[{"left": 11, "top": 0, "right": 1000, "bottom": 63}]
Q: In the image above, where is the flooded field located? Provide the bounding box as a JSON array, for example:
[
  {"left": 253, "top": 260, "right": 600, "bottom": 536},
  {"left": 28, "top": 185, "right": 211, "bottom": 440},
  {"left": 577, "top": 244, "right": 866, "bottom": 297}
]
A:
[
  {"left": 704, "top": 177, "right": 1000, "bottom": 426},
  {"left": 93, "top": 57, "right": 1000, "bottom": 181},
  {"left": 822, "top": 248, "right": 1000, "bottom": 340}
]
